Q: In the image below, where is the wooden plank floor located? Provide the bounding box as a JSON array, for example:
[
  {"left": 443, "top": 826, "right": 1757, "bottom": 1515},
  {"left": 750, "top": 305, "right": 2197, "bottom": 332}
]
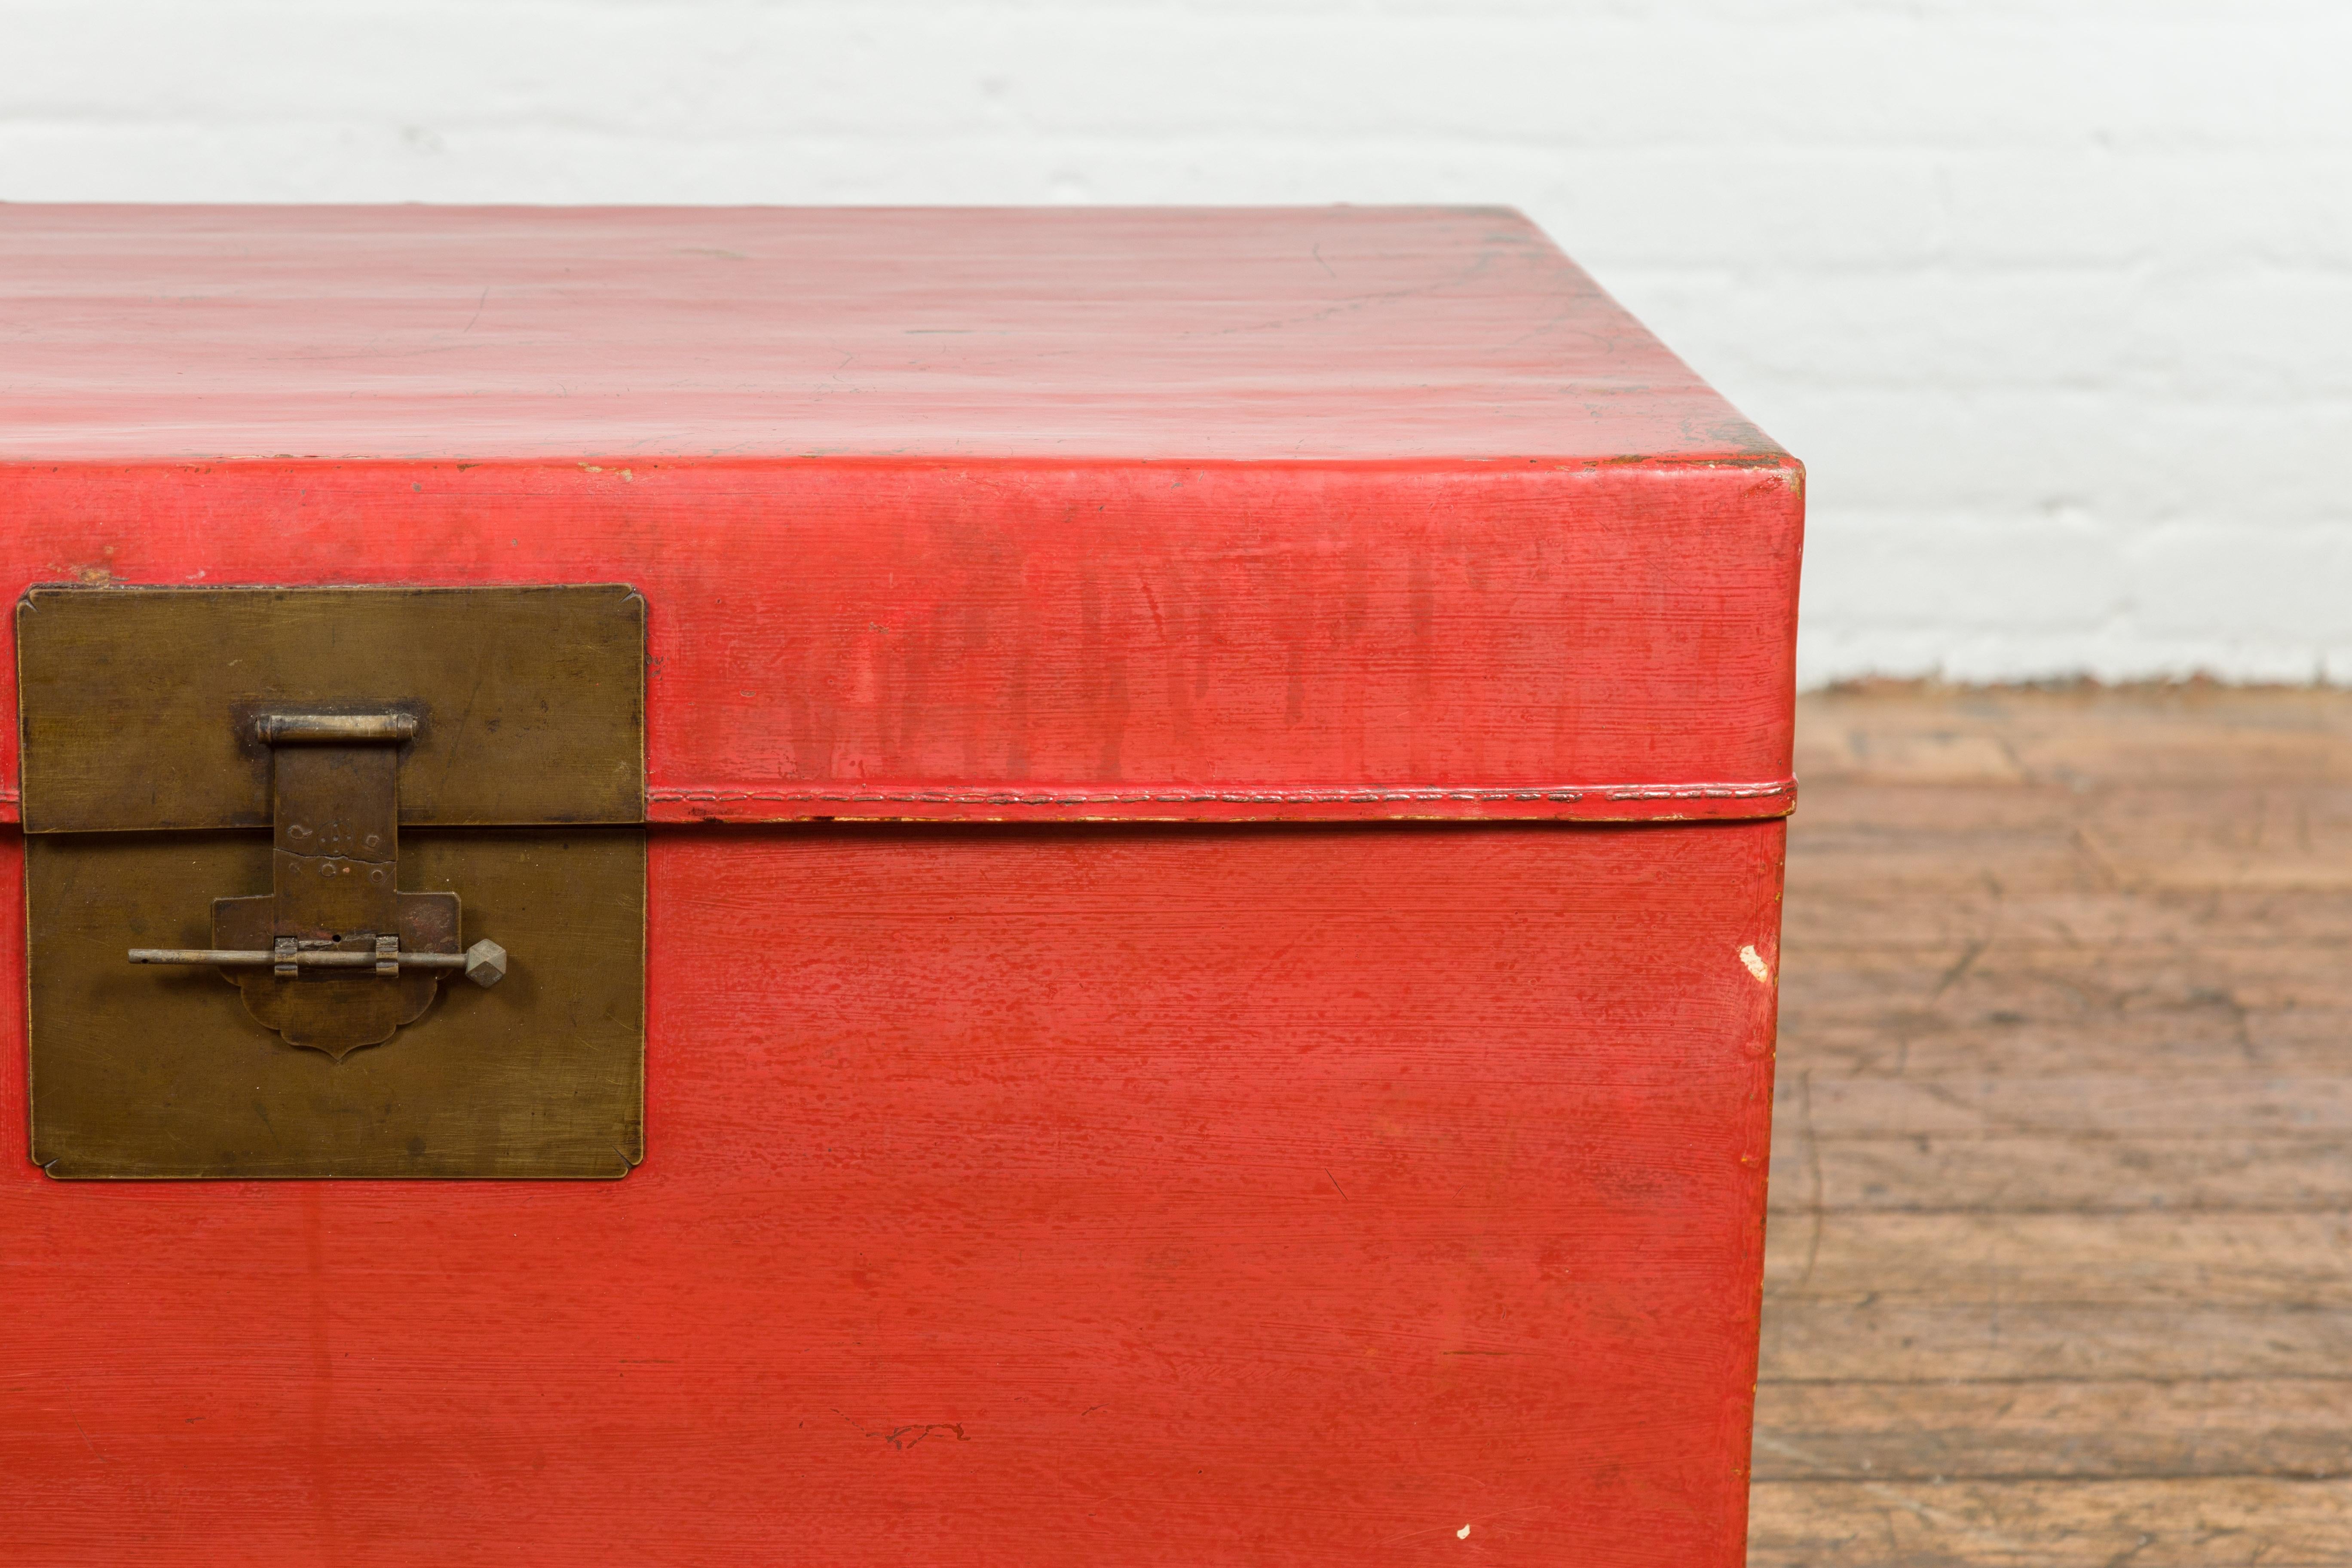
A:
[{"left": 1750, "top": 685, "right": 2352, "bottom": 1566}]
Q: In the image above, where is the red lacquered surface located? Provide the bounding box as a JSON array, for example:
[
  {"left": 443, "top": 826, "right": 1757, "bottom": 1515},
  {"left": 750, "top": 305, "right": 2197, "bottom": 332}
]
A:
[
  {"left": 0, "top": 206, "right": 1795, "bottom": 1565},
  {"left": 0, "top": 459, "right": 1800, "bottom": 824},
  {"left": 0, "top": 205, "right": 1801, "bottom": 824},
  {"left": 1, "top": 822, "right": 1782, "bottom": 1565},
  {"left": 0, "top": 206, "right": 1774, "bottom": 465}
]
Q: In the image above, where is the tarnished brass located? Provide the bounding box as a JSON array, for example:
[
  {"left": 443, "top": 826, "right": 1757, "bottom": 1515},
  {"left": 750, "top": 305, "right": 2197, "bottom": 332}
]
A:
[
  {"left": 18, "top": 585, "right": 646, "bottom": 1179},
  {"left": 118, "top": 709, "right": 505, "bottom": 1059},
  {"left": 28, "top": 830, "right": 643, "bottom": 1179},
  {"left": 252, "top": 713, "right": 419, "bottom": 744},
  {"left": 15, "top": 585, "right": 644, "bottom": 832}
]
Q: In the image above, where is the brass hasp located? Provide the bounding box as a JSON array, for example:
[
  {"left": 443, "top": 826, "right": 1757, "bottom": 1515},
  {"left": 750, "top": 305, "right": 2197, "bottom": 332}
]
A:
[{"left": 123, "top": 710, "right": 507, "bottom": 1060}]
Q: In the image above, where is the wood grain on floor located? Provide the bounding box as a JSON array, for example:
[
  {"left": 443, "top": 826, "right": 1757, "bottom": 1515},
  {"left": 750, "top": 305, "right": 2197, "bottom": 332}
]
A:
[{"left": 1752, "top": 684, "right": 2352, "bottom": 1567}]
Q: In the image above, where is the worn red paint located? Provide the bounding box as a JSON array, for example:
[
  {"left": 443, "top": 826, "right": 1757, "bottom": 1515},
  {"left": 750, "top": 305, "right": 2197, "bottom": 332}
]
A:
[{"left": 0, "top": 207, "right": 1798, "bottom": 1565}]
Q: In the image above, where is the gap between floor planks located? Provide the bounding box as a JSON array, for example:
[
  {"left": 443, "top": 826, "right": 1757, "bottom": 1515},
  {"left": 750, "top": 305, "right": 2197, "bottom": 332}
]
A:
[{"left": 1752, "top": 684, "right": 2352, "bottom": 1564}]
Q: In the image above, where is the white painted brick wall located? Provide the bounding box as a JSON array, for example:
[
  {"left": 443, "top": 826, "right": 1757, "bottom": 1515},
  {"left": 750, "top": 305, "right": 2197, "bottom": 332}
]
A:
[{"left": 7, "top": 0, "right": 2349, "bottom": 685}]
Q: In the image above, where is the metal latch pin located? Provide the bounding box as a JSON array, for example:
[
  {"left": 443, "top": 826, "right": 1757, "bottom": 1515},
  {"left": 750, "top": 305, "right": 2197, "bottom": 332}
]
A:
[{"left": 129, "top": 939, "right": 508, "bottom": 987}]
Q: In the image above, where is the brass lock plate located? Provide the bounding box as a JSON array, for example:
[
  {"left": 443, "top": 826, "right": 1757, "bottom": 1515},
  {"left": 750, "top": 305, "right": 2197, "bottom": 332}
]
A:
[{"left": 17, "top": 585, "right": 646, "bottom": 1179}]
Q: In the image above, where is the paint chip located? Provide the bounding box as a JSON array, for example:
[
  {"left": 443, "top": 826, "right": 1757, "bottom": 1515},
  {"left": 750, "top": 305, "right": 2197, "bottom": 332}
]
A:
[
  {"left": 1739, "top": 944, "right": 1772, "bottom": 984},
  {"left": 1457, "top": 1524, "right": 1472, "bottom": 1540}
]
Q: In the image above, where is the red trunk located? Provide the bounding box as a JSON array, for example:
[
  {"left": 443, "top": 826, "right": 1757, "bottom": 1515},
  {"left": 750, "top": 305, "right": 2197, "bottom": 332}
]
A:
[{"left": 0, "top": 206, "right": 1798, "bottom": 1565}]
